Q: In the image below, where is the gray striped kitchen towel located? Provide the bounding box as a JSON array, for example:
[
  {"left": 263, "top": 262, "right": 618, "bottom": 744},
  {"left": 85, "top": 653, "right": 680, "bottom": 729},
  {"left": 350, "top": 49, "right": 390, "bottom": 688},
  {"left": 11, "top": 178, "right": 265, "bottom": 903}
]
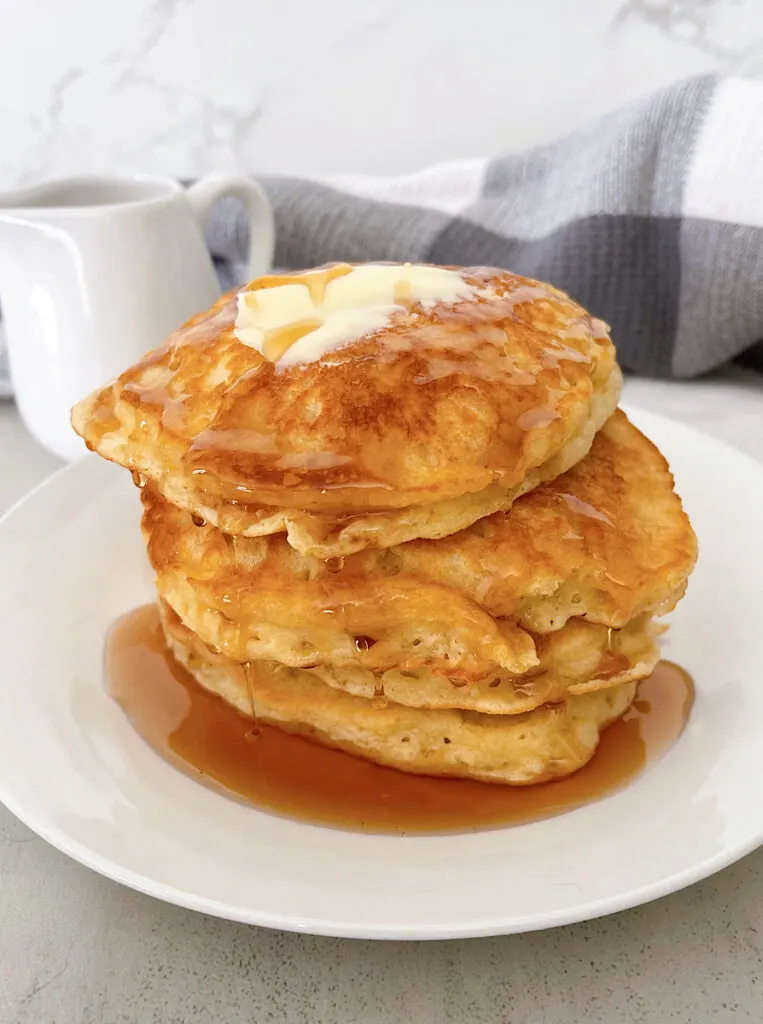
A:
[{"left": 1, "top": 74, "right": 762, "bottom": 398}]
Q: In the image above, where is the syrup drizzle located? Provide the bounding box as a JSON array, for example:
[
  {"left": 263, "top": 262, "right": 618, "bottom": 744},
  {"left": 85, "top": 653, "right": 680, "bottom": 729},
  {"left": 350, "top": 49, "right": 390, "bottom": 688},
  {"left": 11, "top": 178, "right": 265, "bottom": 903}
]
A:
[
  {"left": 262, "top": 319, "right": 323, "bottom": 363},
  {"left": 242, "top": 661, "right": 259, "bottom": 740},
  {"left": 105, "top": 605, "right": 694, "bottom": 835},
  {"left": 249, "top": 263, "right": 353, "bottom": 305}
]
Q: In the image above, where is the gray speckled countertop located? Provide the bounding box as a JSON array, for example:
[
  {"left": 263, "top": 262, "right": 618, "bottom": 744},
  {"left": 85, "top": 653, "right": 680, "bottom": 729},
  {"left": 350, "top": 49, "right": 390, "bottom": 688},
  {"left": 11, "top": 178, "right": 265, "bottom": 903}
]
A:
[{"left": 2, "top": 370, "right": 762, "bottom": 1024}]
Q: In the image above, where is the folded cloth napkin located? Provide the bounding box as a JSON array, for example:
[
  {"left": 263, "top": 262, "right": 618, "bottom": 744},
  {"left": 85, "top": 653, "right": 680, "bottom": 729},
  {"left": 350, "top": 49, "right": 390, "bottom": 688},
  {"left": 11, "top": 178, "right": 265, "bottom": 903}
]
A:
[{"left": 1, "top": 74, "right": 761, "bottom": 398}]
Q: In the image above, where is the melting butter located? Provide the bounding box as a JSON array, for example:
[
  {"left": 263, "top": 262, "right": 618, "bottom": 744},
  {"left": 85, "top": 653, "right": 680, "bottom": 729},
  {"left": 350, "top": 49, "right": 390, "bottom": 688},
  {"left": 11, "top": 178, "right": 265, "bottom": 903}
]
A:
[{"left": 234, "top": 263, "right": 481, "bottom": 366}]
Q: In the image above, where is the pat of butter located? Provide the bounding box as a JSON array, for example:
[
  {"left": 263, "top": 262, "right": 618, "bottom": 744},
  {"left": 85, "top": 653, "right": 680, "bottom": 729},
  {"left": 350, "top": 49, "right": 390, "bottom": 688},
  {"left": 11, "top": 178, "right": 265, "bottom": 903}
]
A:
[{"left": 234, "top": 263, "right": 479, "bottom": 366}]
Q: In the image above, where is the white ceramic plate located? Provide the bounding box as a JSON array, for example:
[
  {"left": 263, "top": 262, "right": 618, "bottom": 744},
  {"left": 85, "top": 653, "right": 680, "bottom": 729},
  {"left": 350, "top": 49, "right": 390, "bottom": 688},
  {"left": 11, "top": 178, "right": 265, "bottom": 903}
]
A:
[{"left": 1, "top": 406, "right": 762, "bottom": 940}]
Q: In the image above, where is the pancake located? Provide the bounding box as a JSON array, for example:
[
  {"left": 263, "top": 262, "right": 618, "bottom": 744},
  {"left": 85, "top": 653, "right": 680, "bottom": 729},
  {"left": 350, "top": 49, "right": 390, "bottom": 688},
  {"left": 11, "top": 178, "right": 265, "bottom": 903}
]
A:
[
  {"left": 141, "top": 412, "right": 695, "bottom": 686},
  {"left": 72, "top": 263, "right": 621, "bottom": 554},
  {"left": 160, "top": 601, "right": 636, "bottom": 786},
  {"left": 306, "top": 614, "right": 659, "bottom": 714}
]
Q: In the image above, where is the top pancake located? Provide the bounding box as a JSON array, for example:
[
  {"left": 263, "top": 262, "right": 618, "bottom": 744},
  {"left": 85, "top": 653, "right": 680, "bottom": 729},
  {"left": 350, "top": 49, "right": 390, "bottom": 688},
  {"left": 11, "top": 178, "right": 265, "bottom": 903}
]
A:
[{"left": 72, "top": 263, "right": 620, "bottom": 552}]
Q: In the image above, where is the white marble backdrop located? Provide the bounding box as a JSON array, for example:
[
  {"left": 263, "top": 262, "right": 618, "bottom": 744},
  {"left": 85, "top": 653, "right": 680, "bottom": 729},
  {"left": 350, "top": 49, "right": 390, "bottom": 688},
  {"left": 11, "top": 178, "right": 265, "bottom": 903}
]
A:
[{"left": 0, "top": 0, "right": 762, "bottom": 184}]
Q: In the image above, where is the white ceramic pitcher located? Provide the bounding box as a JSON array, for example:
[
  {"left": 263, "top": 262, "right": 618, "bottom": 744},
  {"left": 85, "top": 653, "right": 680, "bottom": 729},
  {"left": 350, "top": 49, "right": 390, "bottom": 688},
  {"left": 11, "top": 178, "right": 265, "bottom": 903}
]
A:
[{"left": 0, "top": 173, "right": 275, "bottom": 461}]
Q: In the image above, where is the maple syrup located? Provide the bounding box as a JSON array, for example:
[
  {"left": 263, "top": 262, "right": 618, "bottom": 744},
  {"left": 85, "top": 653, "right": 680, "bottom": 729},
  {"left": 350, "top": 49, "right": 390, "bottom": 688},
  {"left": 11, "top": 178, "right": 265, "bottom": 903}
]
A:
[
  {"left": 105, "top": 604, "right": 694, "bottom": 835},
  {"left": 248, "top": 263, "right": 353, "bottom": 305}
]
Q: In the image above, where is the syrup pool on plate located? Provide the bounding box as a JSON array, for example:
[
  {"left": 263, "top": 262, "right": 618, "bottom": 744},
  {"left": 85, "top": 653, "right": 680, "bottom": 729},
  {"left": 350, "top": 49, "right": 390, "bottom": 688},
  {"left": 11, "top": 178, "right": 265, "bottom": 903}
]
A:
[{"left": 105, "top": 605, "right": 694, "bottom": 836}]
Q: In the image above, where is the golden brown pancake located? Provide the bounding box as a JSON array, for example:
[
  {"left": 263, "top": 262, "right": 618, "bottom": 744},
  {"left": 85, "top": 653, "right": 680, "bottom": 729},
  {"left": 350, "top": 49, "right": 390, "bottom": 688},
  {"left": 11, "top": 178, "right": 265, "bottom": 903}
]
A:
[
  {"left": 306, "top": 614, "right": 659, "bottom": 714},
  {"left": 72, "top": 264, "right": 620, "bottom": 553},
  {"left": 160, "top": 601, "right": 636, "bottom": 786},
  {"left": 142, "top": 412, "right": 695, "bottom": 692}
]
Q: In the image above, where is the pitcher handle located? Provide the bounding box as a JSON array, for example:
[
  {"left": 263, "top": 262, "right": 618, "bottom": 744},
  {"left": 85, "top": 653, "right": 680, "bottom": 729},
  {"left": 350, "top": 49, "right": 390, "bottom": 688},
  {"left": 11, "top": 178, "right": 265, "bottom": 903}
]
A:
[{"left": 186, "top": 173, "right": 275, "bottom": 281}]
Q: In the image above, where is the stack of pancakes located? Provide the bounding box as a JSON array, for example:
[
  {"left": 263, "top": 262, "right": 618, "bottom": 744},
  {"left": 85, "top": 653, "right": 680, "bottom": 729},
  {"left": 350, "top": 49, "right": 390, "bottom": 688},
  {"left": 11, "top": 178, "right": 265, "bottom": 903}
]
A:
[{"left": 72, "top": 263, "right": 696, "bottom": 785}]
